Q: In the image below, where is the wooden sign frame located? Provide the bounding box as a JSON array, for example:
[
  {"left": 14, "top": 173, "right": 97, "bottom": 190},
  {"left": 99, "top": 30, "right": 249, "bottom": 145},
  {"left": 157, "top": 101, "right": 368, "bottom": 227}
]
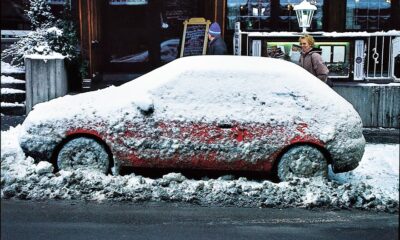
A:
[{"left": 179, "top": 18, "right": 211, "bottom": 57}]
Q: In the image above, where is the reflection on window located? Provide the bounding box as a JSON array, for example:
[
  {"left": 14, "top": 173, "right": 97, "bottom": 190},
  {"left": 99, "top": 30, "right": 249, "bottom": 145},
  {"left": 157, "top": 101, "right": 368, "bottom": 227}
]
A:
[
  {"left": 263, "top": 41, "right": 350, "bottom": 77},
  {"left": 279, "top": 0, "right": 324, "bottom": 31},
  {"left": 47, "top": 0, "right": 66, "bottom": 4},
  {"left": 346, "top": 0, "right": 391, "bottom": 30},
  {"left": 226, "top": 0, "right": 323, "bottom": 31},
  {"left": 227, "top": 0, "right": 271, "bottom": 31},
  {"left": 109, "top": 0, "right": 148, "bottom": 5}
]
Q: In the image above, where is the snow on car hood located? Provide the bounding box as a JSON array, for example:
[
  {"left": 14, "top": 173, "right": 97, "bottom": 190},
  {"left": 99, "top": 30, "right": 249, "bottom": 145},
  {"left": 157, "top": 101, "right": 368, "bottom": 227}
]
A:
[{"left": 24, "top": 56, "right": 359, "bottom": 130}]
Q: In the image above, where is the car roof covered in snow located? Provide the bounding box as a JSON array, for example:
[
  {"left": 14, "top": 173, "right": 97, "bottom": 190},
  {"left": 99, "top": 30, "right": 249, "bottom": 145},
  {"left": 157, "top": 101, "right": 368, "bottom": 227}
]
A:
[{"left": 25, "top": 56, "right": 356, "bottom": 127}]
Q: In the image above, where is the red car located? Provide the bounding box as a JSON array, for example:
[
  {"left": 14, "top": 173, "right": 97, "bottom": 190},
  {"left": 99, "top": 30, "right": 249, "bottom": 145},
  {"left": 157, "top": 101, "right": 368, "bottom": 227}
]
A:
[{"left": 19, "top": 56, "right": 365, "bottom": 181}]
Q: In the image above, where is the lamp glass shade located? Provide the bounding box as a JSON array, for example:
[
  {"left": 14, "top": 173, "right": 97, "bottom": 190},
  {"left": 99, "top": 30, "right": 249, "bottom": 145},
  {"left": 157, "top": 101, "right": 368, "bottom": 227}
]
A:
[{"left": 293, "top": 0, "right": 316, "bottom": 32}]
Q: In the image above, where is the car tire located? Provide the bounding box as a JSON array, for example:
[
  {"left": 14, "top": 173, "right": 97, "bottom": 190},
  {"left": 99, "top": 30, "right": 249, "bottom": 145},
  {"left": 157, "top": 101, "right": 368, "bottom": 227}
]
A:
[
  {"left": 57, "top": 137, "right": 110, "bottom": 174},
  {"left": 277, "top": 145, "right": 328, "bottom": 181}
]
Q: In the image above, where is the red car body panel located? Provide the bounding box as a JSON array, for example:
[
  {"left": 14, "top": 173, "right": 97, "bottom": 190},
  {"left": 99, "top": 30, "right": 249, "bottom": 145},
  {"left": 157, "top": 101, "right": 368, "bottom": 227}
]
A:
[{"left": 65, "top": 120, "right": 325, "bottom": 173}]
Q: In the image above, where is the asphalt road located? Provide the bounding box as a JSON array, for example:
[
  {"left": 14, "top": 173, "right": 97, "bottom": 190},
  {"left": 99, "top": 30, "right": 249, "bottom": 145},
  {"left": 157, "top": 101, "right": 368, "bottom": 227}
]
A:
[{"left": 1, "top": 200, "right": 398, "bottom": 240}]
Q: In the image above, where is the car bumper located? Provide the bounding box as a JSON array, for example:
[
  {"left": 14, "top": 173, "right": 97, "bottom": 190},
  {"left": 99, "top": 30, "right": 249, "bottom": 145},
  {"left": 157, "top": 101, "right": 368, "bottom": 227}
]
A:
[{"left": 328, "top": 135, "right": 366, "bottom": 173}]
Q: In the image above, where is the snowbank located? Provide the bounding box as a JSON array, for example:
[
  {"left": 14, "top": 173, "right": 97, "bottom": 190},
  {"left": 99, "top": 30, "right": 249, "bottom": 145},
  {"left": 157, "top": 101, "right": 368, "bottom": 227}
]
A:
[{"left": 1, "top": 125, "right": 398, "bottom": 212}]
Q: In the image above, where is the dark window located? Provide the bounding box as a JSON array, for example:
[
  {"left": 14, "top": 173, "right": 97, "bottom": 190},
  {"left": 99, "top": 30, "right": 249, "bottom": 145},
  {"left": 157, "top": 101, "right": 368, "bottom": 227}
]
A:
[
  {"left": 103, "top": 0, "right": 203, "bottom": 72},
  {"left": 226, "top": 0, "right": 324, "bottom": 31},
  {"left": 47, "top": 0, "right": 67, "bottom": 5},
  {"left": 346, "top": 0, "right": 391, "bottom": 30},
  {"left": 237, "top": 0, "right": 272, "bottom": 31},
  {"left": 108, "top": 0, "right": 148, "bottom": 5}
]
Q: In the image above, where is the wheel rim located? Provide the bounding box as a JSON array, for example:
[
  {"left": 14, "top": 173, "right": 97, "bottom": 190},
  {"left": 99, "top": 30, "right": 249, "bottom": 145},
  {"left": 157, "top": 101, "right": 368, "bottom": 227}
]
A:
[
  {"left": 57, "top": 137, "right": 110, "bottom": 174},
  {"left": 277, "top": 145, "right": 328, "bottom": 181}
]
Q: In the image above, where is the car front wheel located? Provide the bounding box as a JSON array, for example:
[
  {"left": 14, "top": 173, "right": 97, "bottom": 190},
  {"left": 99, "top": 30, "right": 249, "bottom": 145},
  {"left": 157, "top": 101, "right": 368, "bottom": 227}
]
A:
[
  {"left": 277, "top": 145, "right": 328, "bottom": 181},
  {"left": 56, "top": 137, "right": 110, "bottom": 174}
]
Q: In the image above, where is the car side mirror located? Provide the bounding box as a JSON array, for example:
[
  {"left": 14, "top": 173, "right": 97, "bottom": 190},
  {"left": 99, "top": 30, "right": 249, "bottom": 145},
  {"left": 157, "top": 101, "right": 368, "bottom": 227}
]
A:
[
  {"left": 135, "top": 93, "right": 154, "bottom": 116},
  {"left": 139, "top": 103, "right": 154, "bottom": 116}
]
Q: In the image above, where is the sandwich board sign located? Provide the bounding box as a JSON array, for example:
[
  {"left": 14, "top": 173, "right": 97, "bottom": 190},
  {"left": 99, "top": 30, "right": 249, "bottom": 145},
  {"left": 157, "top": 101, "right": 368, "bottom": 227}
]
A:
[{"left": 180, "top": 18, "right": 211, "bottom": 57}]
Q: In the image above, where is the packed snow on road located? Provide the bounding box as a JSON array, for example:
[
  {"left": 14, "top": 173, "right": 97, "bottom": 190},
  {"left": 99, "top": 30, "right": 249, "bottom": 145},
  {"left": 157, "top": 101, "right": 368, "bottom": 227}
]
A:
[{"left": 1, "top": 125, "right": 398, "bottom": 212}]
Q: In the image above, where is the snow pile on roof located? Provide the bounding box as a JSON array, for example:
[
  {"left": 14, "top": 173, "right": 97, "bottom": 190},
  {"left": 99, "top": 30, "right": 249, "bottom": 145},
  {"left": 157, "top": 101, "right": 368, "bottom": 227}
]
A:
[{"left": 1, "top": 125, "right": 398, "bottom": 212}]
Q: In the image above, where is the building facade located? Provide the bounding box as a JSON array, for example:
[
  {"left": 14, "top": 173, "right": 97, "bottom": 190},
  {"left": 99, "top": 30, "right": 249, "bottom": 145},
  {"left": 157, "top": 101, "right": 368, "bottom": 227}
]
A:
[
  {"left": 1, "top": 0, "right": 400, "bottom": 128},
  {"left": 2, "top": 0, "right": 399, "bottom": 82}
]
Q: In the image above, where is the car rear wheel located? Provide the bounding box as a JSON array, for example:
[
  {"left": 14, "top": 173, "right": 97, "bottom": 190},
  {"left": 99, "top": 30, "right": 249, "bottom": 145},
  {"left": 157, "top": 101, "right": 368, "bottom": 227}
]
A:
[
  {"left": 57, "top": 137, "right": 110, "bottom": 174},
  {"left": 277, "top": 145, "right": 328, "bottom": 181}
]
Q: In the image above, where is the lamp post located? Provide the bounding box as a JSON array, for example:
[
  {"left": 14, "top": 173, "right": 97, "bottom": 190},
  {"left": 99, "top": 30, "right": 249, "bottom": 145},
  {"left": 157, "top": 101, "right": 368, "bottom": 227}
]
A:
[{"left": 293, "top": 0, "right": 317, "bottom": 33}]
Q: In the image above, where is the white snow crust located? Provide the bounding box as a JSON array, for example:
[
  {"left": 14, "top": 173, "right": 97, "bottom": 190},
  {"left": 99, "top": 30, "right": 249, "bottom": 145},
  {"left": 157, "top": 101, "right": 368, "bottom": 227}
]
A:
[
  {"left": 1, "top": 102, "right": 25, "bottom": 107},
  {"left": 25, "top": 52, "right": 65, "bottom": 60},
  {"left": 1, "top": 61, "right": 25, "bottom": 74},
  {"left": 1, "top": 88, "right": 25, "bottom": 94},
  {"left": 1, "top": 76, "right": 25, "bottom": 84},
  {"left": 247, "top": 30, "right": 400, "bottom": 37},
  {"left": 1, "top": 125, "right": 398, "bottom": 212}
]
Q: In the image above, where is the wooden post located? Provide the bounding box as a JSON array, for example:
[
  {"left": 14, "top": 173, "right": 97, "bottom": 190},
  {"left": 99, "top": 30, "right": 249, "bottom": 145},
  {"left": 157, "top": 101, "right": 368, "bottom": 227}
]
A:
[{"left": 24, "top": 56, "right": 68, "bottom": 114}]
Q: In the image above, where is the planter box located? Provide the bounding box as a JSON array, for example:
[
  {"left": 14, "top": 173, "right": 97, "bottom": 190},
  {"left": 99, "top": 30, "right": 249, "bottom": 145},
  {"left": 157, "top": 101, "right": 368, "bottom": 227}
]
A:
[{"left": 25, "top": 55, "right": 67, "bottom": 114}]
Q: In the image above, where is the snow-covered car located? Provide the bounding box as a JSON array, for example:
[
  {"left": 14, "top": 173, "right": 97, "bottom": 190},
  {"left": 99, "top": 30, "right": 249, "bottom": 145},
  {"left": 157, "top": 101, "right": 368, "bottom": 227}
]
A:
[{"left": 19, "top": 56, "right": 365, "bottom": 181}]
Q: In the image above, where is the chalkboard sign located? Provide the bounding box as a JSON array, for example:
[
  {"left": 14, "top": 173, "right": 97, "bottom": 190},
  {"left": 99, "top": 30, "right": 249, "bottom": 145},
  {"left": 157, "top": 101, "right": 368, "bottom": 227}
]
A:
[{"left": 180, "top": 18, "right": 211, "bottom": 57}]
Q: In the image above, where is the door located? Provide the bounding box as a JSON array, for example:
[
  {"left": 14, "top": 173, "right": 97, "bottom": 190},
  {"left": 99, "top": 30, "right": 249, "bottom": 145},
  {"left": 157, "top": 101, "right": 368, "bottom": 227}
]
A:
[{"left": 78, "top": 0, "right": 104, "bottom": 79}]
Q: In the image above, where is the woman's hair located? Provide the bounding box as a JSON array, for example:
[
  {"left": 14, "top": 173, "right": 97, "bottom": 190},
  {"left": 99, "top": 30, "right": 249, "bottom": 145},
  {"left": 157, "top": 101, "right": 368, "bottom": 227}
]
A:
[{"left": 299, "top": 34, "right": 315, "bottom": 47}]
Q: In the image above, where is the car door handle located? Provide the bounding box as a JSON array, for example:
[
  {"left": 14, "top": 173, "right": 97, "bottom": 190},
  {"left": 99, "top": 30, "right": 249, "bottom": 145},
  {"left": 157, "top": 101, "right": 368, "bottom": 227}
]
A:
[{"left": 218, "top": 123, "right": 233, "bottom": 129}]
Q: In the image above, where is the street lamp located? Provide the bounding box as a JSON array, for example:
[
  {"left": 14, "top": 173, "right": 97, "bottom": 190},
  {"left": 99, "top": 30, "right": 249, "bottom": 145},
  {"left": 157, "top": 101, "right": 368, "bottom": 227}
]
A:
[{"left": 293, "top": 0, "right": 317, "bottom": 33}]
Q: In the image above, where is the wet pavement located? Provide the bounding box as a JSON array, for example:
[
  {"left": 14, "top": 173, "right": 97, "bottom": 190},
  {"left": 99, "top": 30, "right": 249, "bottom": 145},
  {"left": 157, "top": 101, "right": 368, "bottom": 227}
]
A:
[{"left": 1, "top": 200, "right": 398, "bottom": 240}]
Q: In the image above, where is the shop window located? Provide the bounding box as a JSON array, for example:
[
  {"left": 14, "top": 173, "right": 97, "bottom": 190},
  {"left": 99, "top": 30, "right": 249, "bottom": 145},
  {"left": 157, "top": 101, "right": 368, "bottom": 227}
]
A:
[
  {"left": 105, "top": 0, "right": 202, "bottom": 70},
  {"left": 262, "top": 41, "right": 350, "bottom": 78},
  {"left": 278, "top": 0, "right": 324, "bottom": 31},
  {"left": 227, "top": 0, "right": 272, "bottom": 31},
  {"left": 226, "top": 0, "right": 324, "bottom": 31},
  {"left": 346, "top": 0, "right": 391, "bottom": 30}
]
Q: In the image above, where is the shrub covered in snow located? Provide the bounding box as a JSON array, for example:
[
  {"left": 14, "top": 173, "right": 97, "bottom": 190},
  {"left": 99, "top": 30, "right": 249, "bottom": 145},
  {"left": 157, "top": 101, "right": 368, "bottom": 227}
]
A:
[
  {"left": 1, "top": 0, "right": 79, "bottom": 67},
  {"left": 26, "top": 0, "right": 55, "bottom": 29}
]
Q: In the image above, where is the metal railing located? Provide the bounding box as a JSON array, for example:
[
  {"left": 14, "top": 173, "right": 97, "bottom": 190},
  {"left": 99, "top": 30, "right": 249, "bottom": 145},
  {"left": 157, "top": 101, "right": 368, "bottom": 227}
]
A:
[
  {"left": 233, "top": 22, "right": 400, "bottom": 81},
  {"left": 365, "top": 36, "right": 390, "bottom": 79}
]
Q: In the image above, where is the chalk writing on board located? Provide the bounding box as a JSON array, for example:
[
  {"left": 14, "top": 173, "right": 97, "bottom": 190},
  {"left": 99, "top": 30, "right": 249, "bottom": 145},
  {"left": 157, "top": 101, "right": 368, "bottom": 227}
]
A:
[
  {"left": 183, "top": 25, "right": 206, "bottom": 56},
  {"left": 179, "top": 18, "right": 210, "bottom": 57}
]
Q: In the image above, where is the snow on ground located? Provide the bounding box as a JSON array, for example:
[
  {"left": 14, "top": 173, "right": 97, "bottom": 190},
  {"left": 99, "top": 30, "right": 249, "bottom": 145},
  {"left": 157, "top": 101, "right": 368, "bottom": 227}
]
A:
[{"left": 1, "top": 125, "right": 398, "bottom": 212}]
